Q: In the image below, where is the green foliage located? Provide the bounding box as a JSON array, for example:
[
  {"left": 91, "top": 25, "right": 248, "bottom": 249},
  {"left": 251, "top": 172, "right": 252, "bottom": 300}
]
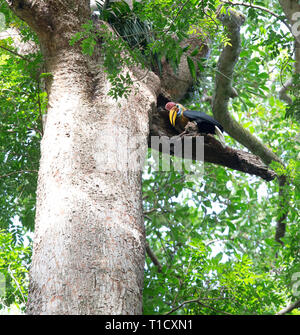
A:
[
  {"left": 0, "top": 45, "right": 42, "bottom": 233},
  {"left": 142, "top": 156, "right": 299, "bottom": 314},
  {"left": 0, "top": 2, "right": 41, "bottom": 312},
  {"left": 0, "top": 229, "right": 31, "bottom": 312},
  {"left": 70, "top": 20, "right": 98, "bottom": 56}
]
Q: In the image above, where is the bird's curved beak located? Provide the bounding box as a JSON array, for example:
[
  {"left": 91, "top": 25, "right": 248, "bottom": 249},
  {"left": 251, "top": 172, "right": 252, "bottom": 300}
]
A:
[{"left": 169, "top": 106, "right": 178, "bottom": 126}]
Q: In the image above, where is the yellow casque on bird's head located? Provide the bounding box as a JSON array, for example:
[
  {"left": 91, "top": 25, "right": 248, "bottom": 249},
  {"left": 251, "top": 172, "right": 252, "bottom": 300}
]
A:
[
  {"left": 165, "top": 102, "right": 186, "bottom": 127},
  {"left": 169, "top": 105, "right": 179, "bottom": 127}
]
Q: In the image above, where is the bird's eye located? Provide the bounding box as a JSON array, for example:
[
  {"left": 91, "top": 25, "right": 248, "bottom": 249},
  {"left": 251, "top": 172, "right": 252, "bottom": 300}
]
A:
[{"left": 176, "top": 104, "right": 179, "bottom": 108}]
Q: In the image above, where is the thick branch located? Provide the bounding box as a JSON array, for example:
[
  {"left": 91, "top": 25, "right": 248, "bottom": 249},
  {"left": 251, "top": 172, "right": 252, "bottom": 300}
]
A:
[
  {"left": 149, "top": 108, "right": 276, "bottom": 181},
  {"left": 278, "top": 0, "right": 300, "bottom": 45},
  {"left": 213, "top": 7, "right": 282, "bottom": 166},
  {"left": 213, "top": 7, "right": 290, "bottom": 244},
  {"left": 278, "top": 1, "right": 300, "bottom": 101}
]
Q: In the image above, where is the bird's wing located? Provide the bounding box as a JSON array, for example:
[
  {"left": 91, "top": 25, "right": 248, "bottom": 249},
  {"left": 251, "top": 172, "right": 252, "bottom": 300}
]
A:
[{"left": 183, "top": 110, "right": 224, "bottom": 132}]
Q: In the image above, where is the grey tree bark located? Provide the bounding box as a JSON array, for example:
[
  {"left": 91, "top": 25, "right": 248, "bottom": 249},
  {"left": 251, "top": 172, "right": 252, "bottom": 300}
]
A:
[{"left": 6, "top": 0, "right": 159, "bottom": 314}]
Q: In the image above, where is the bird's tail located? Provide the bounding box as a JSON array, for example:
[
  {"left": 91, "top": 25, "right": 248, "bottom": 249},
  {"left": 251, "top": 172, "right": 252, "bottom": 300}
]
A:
[{"left": 215, "top": 126, "right": 226, "bottom": 147}]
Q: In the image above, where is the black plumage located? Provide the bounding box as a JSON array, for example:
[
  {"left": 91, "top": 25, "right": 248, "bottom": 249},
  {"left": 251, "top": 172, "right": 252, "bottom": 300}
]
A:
[{"left": 182, "top": 110, "right": 224, "bottom": 134}]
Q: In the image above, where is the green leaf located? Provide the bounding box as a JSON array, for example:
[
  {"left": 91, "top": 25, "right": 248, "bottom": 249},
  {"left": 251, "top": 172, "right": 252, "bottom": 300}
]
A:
[
  {"left": 190, "top": 46, "right": 200, "bottom": 57},
  {"left": 187, "top": 56, "right": 196, "bottom": 81}
]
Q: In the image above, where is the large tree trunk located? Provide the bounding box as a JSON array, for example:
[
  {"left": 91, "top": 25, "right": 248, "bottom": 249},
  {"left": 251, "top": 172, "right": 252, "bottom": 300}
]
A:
[
  {"left": 29, "top": 60, "right": 156, "bottom": 315},
  {"left": 6, "top": 0, "right": 159, "bottom": 314}
]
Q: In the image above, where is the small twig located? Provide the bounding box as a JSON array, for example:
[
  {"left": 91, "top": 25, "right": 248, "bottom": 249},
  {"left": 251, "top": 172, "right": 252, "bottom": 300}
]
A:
[
  {"left": 157, "top": 231, "right": 173, "bottom": 263},
  {"left": 0, "top": 45, "right": 29, "bottom": 61},
  {"left": 165, "top": 296, "right": 232, "bottom": 315},
  {"left": 8, "top": 266, "right": 26, "bottom": 304},
  {"left": 132, "top": 68, "right": 150, "bottom": 82},
  {"left": 164, "top": 0, "right": 191, "bottom": 35},
  {"left": 165, "top": 297, "right": 201, "bottom": 315},
  {"left": 220, "top": 1, "right": 292, "bottom": 34},
  {"left": 0, "top": 170, "right": 38, "bottom": 179},
  {"left": 203, "top": 8, "right": 220, "bottom": 29},
  {"left": 171, "top": 258, "right": 192, "bottom": 306},
  {"left": 143, "top": 208, "right": 157, "bottom": 215},
  {"left": 143, "top": 215, "right": 153, "bottom": 223},
  {"left": 0, "top": 88, "right": 31, "bottom": 96},
  {"left": 278, "top": 51, "right": 295, "bottom": 105}
]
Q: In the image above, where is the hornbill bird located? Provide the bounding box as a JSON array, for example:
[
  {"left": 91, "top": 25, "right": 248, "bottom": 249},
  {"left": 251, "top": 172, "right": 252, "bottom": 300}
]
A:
[{"left": 165, "top": 102, "right": 225, "bottom": 146}]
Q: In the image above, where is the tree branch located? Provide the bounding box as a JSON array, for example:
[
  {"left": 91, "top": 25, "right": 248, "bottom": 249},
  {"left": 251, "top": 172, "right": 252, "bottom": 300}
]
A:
[
  {"left": 145, "top": 241, "right": 162, "bottom": 272},
  {"left": 278, "top": 0, "right": 300, "bottom": 45},
  {"left": 213, "top": 7, "right": 282, "bottom": 166},
  {"left": 0, "top": 45, "right": 29, "bottom": 61},
  {"left": 277, "top": 298, "right": 300, "bottom": 315},
  {"left": 0, "top": 170, "right": 38, "bottom": 179},
  {"left": 213, "top": 6, "right": 289, "bottom": 244},
  {"left": 164, "top": 0, "right": 191, "bottom": 35},
  {"left": 277, "top": 1, "right": 300, "bottom": 102},
  {"left": 221, "top": 1, "right": 292, "bottom": 34},
  {"left": 165, "top": 296, "right": 232, "bottom": 315},
  {"left": 275, "top": 175, "right": 289, "bottom": 245},
  {"left": 279, "top": 78, "right": 293, "bottom": 105}
]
